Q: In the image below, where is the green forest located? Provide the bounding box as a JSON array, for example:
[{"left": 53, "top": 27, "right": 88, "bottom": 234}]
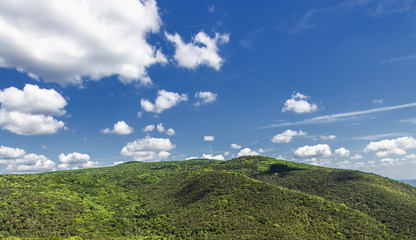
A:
[{"left": 0, "top": 156, "right": 415, "bottom": 239}]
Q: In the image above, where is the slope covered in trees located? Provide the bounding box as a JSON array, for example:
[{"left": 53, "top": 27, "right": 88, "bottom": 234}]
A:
[{"left": 0, "top": 156, "right": 415, "bottom": 239}]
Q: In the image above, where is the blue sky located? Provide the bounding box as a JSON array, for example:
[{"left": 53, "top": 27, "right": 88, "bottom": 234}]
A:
[{"left": 0, "top": 0, "right": 416, "bottom": 180}]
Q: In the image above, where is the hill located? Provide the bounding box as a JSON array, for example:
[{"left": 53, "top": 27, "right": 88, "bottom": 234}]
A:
[{"left": 0, "top": 156, "right": 415, "bottom": 239}]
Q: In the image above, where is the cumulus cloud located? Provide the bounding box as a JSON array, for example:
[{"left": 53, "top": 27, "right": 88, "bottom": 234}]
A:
[
  {"left": 187, "top": 154, "right": 224, "bottom": 160},
  {"left": 121, "top": 136, "right": 175, "bottom": 162},
  {"left": 238, "top": 148, "right": 259, "bottom": 157},
  {"left": 271, "top": 129, "right": 306, "bottom": 143},
  {"left": 195, "top": 91, "right": 217, "bottom": 106},
  {"left": 58, "top": 152, "right": 97, "bottom": 170},
  {"left": 204, "top": 136, "right": 215, "bottom": 141},
  {"left": 166, "top": 128, "right": 175, "bottom": 136},
  {"left": 350, "top": 154, "right": 363, "bottom": 160},
  {"left": 304, "top": 157, "right": 330, "bottom": 166},
  {"left": 0, "top": 84, "right": 66, "bottom": 135},
  {"left": 202, "top": 154, "right": 224, "bottom": 160},
  {"left": 0, "top": 146, "right": 26, "bottom": 158},
  {"left": 0, "top": 146, "right": 55, "bottom": 172},
  {"left": 231, "top": 143, "right": 242, "bottom": 149},
  {"left": 375, "top": 148, "right": 406, "bottom": 157},
  {"left": 334, "top": 147, "right": 350, "bottom": 157},
  {"left": 141, "top": 90, "right": 188, "bottom": 114},
  {"left": 380, "top": 158, "right": 402, "bottom": 166},
  {"left": 0, "top": 0, "right": 167, "bottom": 86},
  {"left": 364, "top": 137, "right": 416, "bottom": 155},
  {"left": 157, "top": 123, "right": 165, "bottom": 133},
  {"left": 321, "top": 135, "right": 336, "bottom": 140},
  {"left": 113, "top": 161, "right": 124, "bottom": 165},
  {"left": 143, "top": 124, "right": 155, "bottom": 132},
  {"left": 282, "top": 92, "right": 318, "bottom": 114},
  {"left": 165, "top": 31, "right": 229, "bottom": 70},
  {"left": 101, "top": 121, "right": 133, "bottom": 135},
  {"left": 294, "top": 144, "right": 331, "bottom": 158}
]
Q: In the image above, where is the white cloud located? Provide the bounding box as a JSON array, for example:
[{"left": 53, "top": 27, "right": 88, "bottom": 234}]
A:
[
  {"left": 238, "top": 148, "right": 259, "bottom": 157},
  {"left": 231, "top": 143, "right": 242, "bottom": 149},
  {"left": 264, "top": 101, "right": 416, "bottom": 128},
  {"left": 157, "top": 123, "right": 165, "bottom": 133},
  {"left": 380, "top": 158, "right": 402, "bottom": 166},
  {"left": 0, "top": 146, "right": 55, "bottom": 172},
  {"left": 202, "top": 154, "right": 224, "bottom": 160},
  {"left": 195, "top": 91, "right": 217, "bottom": 106},
  {"left": 143, "top": 124, "right": 155, "bottom": 132},
  {"left": 121, "top": 136, "right": 175, "bottom": 162},
  {"left": 304, "top": 157, "right": 330, "bottom": 166},
  {"left": 0, "top": 0, "right": 167, "bottom": 86},
  {"left": 58, "top": 152, "right": 97, "bottom": 170},
  {"left": 113, "top": 161, "right": 124, "bottom": 165},
  {"left": 321, "top": 135, "right": 336, "bottom": 140},
  {"left": 165, "top": 31, "right": 229, "bottom": 70},
  {"left": 166, "top": 128, "right": 175, "bottom": 136},
  {"left": 334, "top": 147, "right": 350, "bottom": 157},
  {"left": 0, "top": 84, "right": 66, "bottom": 135},
  {"left": 282, "top": 92, "right": 317, "bottom": 114},
  {"left": 140, "top": 90, "right": 188, "bottom": 114},
  {"left": 0, "top": 146, "right": 26, "bottom": 158},
  {"left": 375, "top": 148, "right": 407, "bottom": 158},
  {"left": 294, "top": 144, "right": 331, "bottom": 158},
  {"left": 271, "top": 129, "right": 306, "bottom": 143},
  {"left": 0, "top": 84, "right": 67, "bottom": 115},
  {"left": 101, "top": 121, "right": 133, "bottom": 135},
  {"left": 204, "top": 136, "right": 215, "bottom": 141},
  {"left": 364, "top": 137, "right": 416, "bottom": 152},
  {"left": 350, "top": 154, "right": 362, "bottom": 160}
]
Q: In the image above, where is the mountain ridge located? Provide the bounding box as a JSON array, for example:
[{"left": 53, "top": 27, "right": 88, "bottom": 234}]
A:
[{"left": 0, "top": 156, "right": 415, "bottom": 239}]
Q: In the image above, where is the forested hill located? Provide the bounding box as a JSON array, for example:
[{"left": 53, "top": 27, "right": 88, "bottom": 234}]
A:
[{"left": 1, "top": 156, "right": 415, "bottom": 239}]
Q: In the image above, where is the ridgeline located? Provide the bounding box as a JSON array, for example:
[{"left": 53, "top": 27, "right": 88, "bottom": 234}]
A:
[{"left": 0, "top": 156, "right": 415, "bottom": 239}]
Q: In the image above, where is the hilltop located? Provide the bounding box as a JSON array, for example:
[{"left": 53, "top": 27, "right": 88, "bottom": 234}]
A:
[{"left": 0, "top": 156, "right": 415, "bottom": 239}]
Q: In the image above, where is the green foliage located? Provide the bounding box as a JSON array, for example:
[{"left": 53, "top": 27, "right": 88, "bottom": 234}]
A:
[{"left": 0, "top": 156, "right": 414, "bottom": 239}]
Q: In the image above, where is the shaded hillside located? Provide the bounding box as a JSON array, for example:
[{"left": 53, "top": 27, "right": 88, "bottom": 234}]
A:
[{"left": 0, "top": 156, "right": 415, "bottom": 239}]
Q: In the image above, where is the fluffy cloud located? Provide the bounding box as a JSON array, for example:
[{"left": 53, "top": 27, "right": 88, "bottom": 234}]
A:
[
  {"left": 157, "top": 123, "right": 165, "bottom": 133},
  {"left": 0, "top": 146, "right": 26, "bottom": 158},
  {"left": 165, "top": 31, "right": 229, "bottom": 70},
  {"left": 202, "top": 154, "right": 225, "bottom": 160},
  {"left": 321, "top": 135, "right": 336, "bottom": 140},
  {"left": 380, "top": 158, "right": 402, "bottom": 166},
  {"left": 364, "top": 137, "right": 416, "bottom": 152},
  {"left": 282, "top": 92, "right": 318, "bottom": 114},
  {"left": 375, "top": 148, "right": 406, "bottom": 157},
  {"left": 188, "top": 154, "right": 224, "bottom": 160},
  {"left": 271, "top": 129, "right": 306, "bottom": 143},
  {"left": 140, "top": 90, "right": 188, "bottom": 114},
  {"left": 238, "top": 148, "right": 259, "bottom": 157},
  {"left": 58, "top": 152, "right": 97, "bottom": 170},
  {"left": 143, "top": 124, "right": 155, "bottom": 132},
  {"left": 334, "top": 147, "right": 350, "bottom": 157},
  {"left": 0, "top": 84, "right": 66, "bottom": 135},
  {"left": 304, "top": 157, "right": 330, "bottom": 166},
  {"left": 294, "top": 144, "right": 331, "bottom": 158},
  {"left": 0, "top": 146, "right": 55, "bottom": 172},
  {"left": 195, "top": 91, "right": 217, "bottom": 106},
  {"left": 364, "top": 137, "right": 416, "bottom": 158},
  {"left": 350, "top": 154, "right": 363, "bottom": 160},
  {"left": 204, "top": 136, "right": 215, "bottom": 141},
  {"left": 166, "top": 128, "right": 175, "bottom": 136},
  {"left": 101, "top": 121, "right": 133, "bottom": 135},
  {"left": 0, "top": 0, "right": 167, "bottom": 86},
  {"left": 231, "top": 143, "right": 242, "bottom": 149},
  {"left": 121, "top": 136, "right": 175, "bottom": 162}
]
